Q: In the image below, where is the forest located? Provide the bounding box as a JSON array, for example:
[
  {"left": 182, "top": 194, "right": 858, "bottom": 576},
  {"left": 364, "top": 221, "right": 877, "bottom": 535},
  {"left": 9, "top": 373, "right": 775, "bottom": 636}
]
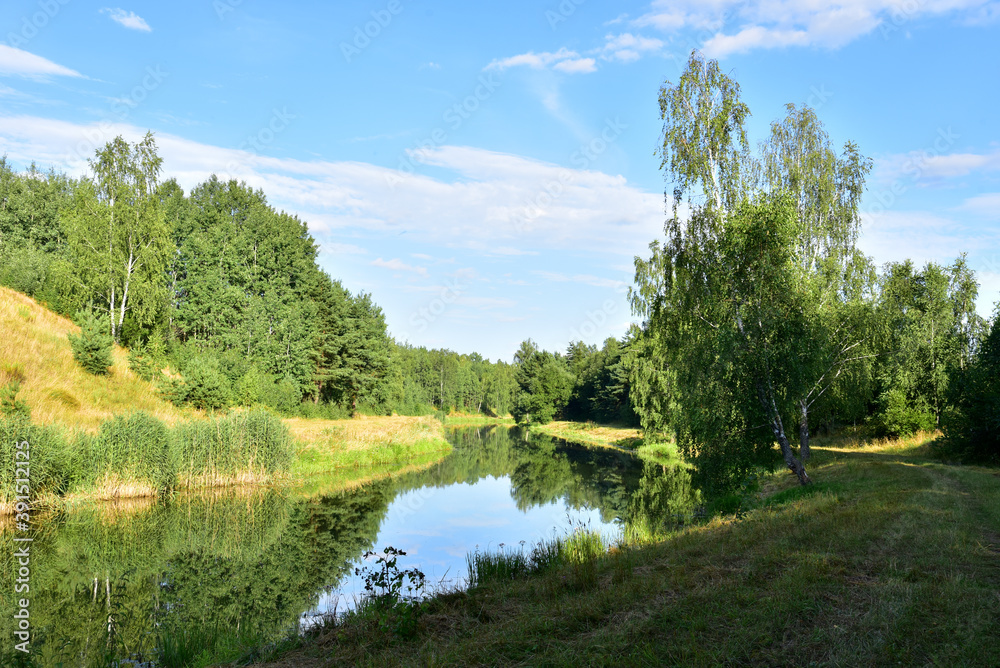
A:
[{"left": 1, "top": 54, "right": 998, "bottom": 500}]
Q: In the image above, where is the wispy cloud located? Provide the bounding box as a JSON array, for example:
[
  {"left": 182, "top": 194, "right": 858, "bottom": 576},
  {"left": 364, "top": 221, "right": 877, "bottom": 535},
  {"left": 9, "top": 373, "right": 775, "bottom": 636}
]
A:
[
  {"left": 485, "top": 48, "right": 595, "bottom": 74},
  {"left": 958, "top": 193, "right": 1000, "bottom": 218},
  {"left": 599, "top": 32, "right": 665, "bottom": 62},
  {"left": 0, "top": 114, "right": 663, "bottom": 258},
  {"left": 634, "top": 0, "right": 995, "bottom": 58},
  {"left": 875, "top": 146, "right": 1000, "bottom": 184},
  {"left": 371, "top": 257, "right": 429, "bottom": 276},
  {"left": 0, "top": 45, "right": 82, "bottom": 79},
  {"left": 101, "top": 8, "right": 152, "bottom": 32}
]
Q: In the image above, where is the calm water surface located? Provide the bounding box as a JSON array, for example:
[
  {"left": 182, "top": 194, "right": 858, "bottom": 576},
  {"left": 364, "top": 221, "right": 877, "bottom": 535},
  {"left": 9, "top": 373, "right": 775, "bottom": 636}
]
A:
[{"left": 0, "top": 425, "right": 697, "bottom": 664}]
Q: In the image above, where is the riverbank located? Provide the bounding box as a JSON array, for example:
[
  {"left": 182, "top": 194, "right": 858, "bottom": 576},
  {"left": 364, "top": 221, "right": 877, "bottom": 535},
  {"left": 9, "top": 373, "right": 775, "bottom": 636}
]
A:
[
  {"left": 252, "top": 432, "right": 1000, "bottom": 667},
  {"left": 441, "top": 413, "right": 515, "bottom": 427},
  {"left": 1, "top": 413, "right": 454, "bottom": 514},
  {"left": 529, "top": 420, "right": 644, "bottom": 451},
  {"left": 286, "top": 414, "right": 452, "bottom": 477}
]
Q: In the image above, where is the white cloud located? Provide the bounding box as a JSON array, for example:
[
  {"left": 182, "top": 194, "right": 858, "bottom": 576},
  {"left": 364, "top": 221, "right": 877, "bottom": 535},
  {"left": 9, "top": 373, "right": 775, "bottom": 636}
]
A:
[
  {"left": 958, "top": 193, "right": 1000, "bottom": 218},
  {"left": 702, "top": 26, "right": 811, "bottom": 57},
  {"left": 0, "top": 45, "right": 82, "bottom": 79},
  {"left": 875, "top": 146, "right": 1000, "bottom": 183},
  {"left": 600, "top": 32, "right": 665, "bottom": 62},
  {"left": 634, "top": 0, "right": 994, "bottom": 58},
  {"left": 0, "top": 114, "right": 664, "bottom": 259},
  {"left": 485, "top": 48, "right": 593, "bottom": 74},
  {"left": 102, "top": 8, "right": 152, "bottom": 32},
  {"left": 533, "top": 271, "right": 628, "bottom": 290},
  {"left": 552, "top": 57, "right": 597, "bottom": 73},
  {"left": 371, "top": 258, "right": 428, "bottom": 276}
]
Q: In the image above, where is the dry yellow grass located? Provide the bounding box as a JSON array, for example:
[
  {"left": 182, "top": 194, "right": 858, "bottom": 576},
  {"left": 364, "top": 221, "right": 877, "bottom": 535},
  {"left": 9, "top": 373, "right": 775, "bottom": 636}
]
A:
[
  {"left": 285, "top": 414, "right": 447, "bottom": 452},
  {"left": 0, "top": 286, "right": 184, "bottom": 432},
  {"left": 531, "top": 420, "right": 644, "bottom": 450}
]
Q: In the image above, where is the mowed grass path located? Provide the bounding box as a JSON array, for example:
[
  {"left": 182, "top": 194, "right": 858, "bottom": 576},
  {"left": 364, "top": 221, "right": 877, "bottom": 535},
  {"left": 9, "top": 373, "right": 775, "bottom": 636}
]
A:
[{"left": 258, "top": 444, "right": 1000, "bottom": 667}]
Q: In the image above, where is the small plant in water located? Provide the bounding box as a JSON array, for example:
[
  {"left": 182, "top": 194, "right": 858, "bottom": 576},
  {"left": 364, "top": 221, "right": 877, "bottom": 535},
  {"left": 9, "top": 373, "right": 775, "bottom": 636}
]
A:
[{"left": 354, "top": 546, "right": 426, "bottom": 637}]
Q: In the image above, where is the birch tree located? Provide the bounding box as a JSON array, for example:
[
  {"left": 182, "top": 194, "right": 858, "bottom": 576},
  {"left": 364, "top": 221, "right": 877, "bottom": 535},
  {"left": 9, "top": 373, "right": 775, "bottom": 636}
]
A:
[
  {"left": 630, "top": 52, "right": 873, "bottom": 488},
  {"left": 66, "top": 133, "right": 169, "bottom": 343}
]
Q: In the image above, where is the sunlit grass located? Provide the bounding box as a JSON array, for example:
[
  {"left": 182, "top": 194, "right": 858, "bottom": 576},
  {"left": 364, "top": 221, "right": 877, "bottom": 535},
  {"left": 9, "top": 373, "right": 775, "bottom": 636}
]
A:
[
  {"left": 258, "top": 434, "right": 1000, "bottom": 667},
  {"left": 286, "top": 414, "right": 452, "bottom": 478},
  {"left": 0, "top": 286, "right": 185, "bottom": 432},
  {"left": 530, "top": 420, "right": 645, "bottom": 450}
]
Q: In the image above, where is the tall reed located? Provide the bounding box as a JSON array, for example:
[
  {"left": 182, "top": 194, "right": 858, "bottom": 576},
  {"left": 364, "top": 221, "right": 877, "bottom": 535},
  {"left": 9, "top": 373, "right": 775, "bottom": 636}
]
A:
[{"left": 171, "top": 408, "right": 293, "bottom": 487}]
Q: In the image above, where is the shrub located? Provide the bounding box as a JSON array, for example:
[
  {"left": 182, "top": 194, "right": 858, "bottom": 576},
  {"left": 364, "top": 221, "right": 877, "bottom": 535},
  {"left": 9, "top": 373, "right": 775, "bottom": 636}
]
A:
[
  {"left": 0, "top": 381, "right": 30, "bottom": 419},
  {"left": 872, "top": 388, "right": 936, "bottom": 438},
  {"left": 941, "top": 315, "right": 1000, "bottom": 464},
  {"left": 127, "top": 342, "right": 159, "bottom": 382},
  {"left": 180, "top": 355, "right": 232, "bottom": 411},
  {"left": 68, "top": 309, "right": 113, "bottom": 375},
  {"left": 263, "top": 376, "right": 302, "bottom": 414}
]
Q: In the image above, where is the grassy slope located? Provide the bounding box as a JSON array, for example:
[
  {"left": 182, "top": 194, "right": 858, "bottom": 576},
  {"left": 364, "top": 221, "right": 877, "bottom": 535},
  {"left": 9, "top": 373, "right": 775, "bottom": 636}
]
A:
[
  {"left": 258, "top": 438, "right": 1000, "bottom": 667},
  {"left": 0, "top": 286, "right": 183, "bottom": 431}
]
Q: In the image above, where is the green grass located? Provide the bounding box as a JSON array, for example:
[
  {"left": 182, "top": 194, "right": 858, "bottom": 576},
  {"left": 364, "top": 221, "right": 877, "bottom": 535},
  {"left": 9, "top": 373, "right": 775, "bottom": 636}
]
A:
[
  {"left": 256, "top": 439, "right": 1000, "bottom": 667},
  {"left": 441, "top": 414, "right": 516, "bottom": 427},
  {"left": 287, "top": 415, "right": 452, "bottom": 478}
]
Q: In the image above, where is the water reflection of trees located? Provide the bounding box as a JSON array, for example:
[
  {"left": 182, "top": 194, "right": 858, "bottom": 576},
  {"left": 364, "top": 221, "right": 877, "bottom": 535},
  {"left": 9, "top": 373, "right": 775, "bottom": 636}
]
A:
[
  {"left": 0, "top": 485, "right": 395, "bottom": 665},
  {"left": 0, "top": 426, "right": 704, "bottom": 664},
  {"left": 395, "top": 426, "right": 643, "bottom": 523}
]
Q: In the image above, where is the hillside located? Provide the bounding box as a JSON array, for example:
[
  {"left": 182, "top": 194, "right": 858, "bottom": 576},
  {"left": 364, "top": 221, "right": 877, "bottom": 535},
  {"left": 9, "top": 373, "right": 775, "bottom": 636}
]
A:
[{"left": 0, "top": 286, "right": 183, "bottom": 432}]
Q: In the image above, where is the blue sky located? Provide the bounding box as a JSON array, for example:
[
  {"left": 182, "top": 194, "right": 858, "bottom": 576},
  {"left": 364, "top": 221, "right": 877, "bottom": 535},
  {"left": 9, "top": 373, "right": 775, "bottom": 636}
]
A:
[{"left": 2, "top": 0, "right": 998, "bottom": 361}]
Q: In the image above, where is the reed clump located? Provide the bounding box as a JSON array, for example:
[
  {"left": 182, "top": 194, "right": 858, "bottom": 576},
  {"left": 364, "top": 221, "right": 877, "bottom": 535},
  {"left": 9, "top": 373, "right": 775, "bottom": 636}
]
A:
[{"left": 1, "top": 408, "right": 295, "bottom": 507}]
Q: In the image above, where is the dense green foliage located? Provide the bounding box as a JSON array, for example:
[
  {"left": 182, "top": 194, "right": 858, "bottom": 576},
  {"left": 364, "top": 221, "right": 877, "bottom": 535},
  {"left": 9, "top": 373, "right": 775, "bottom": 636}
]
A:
[
  {"left": 627, "top": 51, "right": 996, "bottom": 491},
  {"left": 1, "top": 144, "right": 518, "bottom": 419},
  {"left": 942, "top": 310, "right": 1000, "bottom": 463},
  {"left": 68, "top": 308, "right": 114, "bottom": 375}
]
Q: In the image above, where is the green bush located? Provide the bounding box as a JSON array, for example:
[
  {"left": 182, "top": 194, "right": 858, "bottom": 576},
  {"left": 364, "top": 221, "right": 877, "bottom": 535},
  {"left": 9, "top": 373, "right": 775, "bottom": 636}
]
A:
[
  {"left": 0, "top": 240, "right": 50, "bottom": 297},
  {"left": 68, "top": 309, "right": 113, "bottom": 376},
  {"left": 179, "top": 355, "right": 232, "bottom": 411},
  {"left": 872, "top": 388, "right": 936, "bottom": 438},
  {"left": 263, "top": 376, "right": 302, "bottom": 414},
  {"left": 127, "top": 342, "right": 159, "bottom": 382},
  {"left": 0, "top": 381, "right": 30, "bottom": 419},
  {"left": 75, "top": 412, "right": 174, "bottom": 493},
  {"left": 171, "top": 409, "right": 293, "bottom": 484}
]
